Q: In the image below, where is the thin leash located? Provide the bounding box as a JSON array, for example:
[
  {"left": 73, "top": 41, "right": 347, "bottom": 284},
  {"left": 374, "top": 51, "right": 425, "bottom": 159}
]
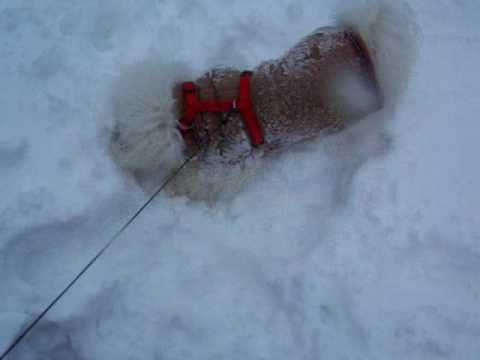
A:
[
  {"left": 0, "top": 151, "right": 197, "bottom": 360},
  {"left": 2, "top": 72, "right": 247, "bottom": 358}
]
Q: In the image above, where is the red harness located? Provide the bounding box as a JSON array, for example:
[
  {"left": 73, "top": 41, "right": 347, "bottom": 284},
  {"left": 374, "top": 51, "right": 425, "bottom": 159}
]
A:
[{"left": 178, "top": 71, "right": 264, "bottom": 147}]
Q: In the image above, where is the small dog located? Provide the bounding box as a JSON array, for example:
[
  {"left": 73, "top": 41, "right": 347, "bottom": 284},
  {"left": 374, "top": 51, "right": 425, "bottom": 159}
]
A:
[{"left": 108, "top": 2, "right": 415, "bottom": 202}]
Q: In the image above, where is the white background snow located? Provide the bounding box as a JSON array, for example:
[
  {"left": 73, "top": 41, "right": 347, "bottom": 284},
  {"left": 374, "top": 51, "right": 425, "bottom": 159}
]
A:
[{"left": 1, "top": 0, "right": 480, "bottom": 359}]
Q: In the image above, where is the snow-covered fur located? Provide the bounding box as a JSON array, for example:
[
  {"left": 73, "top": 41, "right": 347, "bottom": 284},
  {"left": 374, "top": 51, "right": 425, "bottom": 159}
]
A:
[
  {"left": 108, "top": 59, "right": 191, "bottom": 181},
  {"left": 106, "top": 0, "right": 416, "bottom": 203}
]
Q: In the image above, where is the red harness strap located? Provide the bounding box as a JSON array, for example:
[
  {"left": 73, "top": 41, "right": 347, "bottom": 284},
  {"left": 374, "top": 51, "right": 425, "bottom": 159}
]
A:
[{"left": 178, "top": 71, "right": 264, "bottom": 147}]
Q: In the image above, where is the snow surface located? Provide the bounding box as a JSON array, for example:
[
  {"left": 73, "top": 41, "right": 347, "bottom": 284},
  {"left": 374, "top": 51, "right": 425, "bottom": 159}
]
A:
[{"left": 1, "top": 0, "right": 480, "bottom": 359}]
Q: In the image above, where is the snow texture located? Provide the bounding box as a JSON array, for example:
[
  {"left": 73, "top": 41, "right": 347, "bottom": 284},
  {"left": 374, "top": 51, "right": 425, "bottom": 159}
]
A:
[{"left": 1, "top": 0, "right": 480, "bottom": 359}]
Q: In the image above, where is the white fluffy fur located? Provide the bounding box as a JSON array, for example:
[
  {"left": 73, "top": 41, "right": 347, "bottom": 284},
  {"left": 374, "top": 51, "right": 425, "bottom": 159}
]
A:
[{"left": 109, "top": 59, "right": 191, "bottom": 179}]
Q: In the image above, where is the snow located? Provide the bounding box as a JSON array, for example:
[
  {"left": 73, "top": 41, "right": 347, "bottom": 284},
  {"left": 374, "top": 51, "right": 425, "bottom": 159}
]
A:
[{"left": 1, "top": 0, "right": 480, "bottom": 359}]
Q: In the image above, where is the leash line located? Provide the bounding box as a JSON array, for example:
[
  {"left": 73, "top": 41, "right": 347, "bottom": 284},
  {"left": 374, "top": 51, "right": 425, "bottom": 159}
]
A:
[{"left": 0, "top": 152, "right": 197, "bottom": 360}]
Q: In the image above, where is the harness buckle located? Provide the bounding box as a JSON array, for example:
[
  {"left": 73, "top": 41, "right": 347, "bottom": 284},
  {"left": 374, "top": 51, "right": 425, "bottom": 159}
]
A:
[{"left": 178, "top": 71, "right": 264, "bottom": 147}]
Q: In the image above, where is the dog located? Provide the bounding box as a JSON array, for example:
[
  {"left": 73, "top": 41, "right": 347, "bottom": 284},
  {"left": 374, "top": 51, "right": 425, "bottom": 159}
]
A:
[{"left": 107, "top": 2, "right": 416, "bottom": 203}]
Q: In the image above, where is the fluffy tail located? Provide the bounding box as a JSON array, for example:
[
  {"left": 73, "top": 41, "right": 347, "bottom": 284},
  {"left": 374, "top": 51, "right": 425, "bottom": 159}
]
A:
[{"left": 107, "top": 59, "right": 193, "bottom": 182}]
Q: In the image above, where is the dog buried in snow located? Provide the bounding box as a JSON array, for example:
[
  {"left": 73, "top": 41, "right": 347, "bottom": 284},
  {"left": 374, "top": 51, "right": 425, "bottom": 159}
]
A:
[{"left": 108, "top": 2, "right": 415, "bottom": 202}]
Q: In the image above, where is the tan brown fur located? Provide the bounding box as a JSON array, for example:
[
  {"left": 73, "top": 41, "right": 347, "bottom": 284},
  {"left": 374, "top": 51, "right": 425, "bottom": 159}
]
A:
[
  {"left": 110, "top": 27, "right": 384, "bottom": 201},
  {"left": 178, "top": 28, "right": 381, "bottom": 162}
]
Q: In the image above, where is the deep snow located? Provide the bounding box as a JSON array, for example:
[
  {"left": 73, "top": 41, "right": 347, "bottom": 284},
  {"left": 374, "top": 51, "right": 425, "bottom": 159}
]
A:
[{"left": 1, "top": 0, "right": 480, "bottom": 359}]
